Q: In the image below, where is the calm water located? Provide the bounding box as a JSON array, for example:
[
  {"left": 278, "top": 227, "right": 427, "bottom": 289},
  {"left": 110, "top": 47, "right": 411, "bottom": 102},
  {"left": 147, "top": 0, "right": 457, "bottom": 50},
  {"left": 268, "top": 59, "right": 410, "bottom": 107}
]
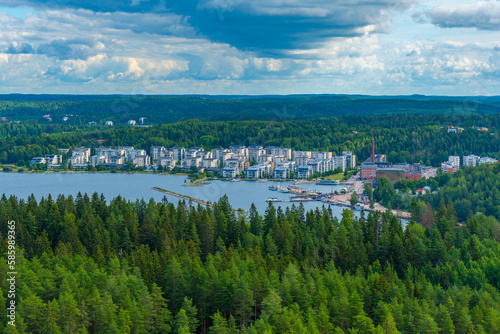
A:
[{"left": 0, "top": 172, "right": 354, "bottom": 216}]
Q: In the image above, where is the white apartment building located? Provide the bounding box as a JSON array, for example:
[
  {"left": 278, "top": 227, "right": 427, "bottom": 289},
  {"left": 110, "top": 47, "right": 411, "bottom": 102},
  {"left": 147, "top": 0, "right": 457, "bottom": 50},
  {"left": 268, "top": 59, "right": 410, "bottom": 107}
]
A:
[
  {"left": 449, "top": 156, "right": 460, "bottom": 167},
  {"left": 150, "top": 146, "right": 167, "bottom": 161},
  {"left": 133, "top": 155, "right": 151, "bottom": 167},
  {"left": 90, "top": 155, "right": 107, "bottom": 166},
  {"left": 463, "top": 155, "right": 480, "bottom": 167}
]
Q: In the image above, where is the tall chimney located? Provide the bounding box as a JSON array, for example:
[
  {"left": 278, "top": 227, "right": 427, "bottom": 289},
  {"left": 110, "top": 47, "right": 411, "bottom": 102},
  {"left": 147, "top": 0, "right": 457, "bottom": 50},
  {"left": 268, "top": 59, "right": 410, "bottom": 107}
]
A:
[{"left": 371, "top": 139, "right": 375, "bottom": 164}]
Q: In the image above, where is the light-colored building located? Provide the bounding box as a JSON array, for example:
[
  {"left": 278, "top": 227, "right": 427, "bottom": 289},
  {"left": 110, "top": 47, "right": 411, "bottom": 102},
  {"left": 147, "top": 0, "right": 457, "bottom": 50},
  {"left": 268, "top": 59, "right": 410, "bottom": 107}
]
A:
[
  {"left": 266, "top": 147, "right": 292, "bottom": 160},
  {"left": 463, "top": 155, "right": 480, "bottom": 167},
  {"left": 183, "top": 157, "right": 202, "bottom": 167},
  {"left": 295, "top": 156, "right": 311, "bottom": 167},
  {"left": 448, "top": 156, "right": 460, "bottom": 167},
  {"left": 334, "top": 155, "right": 347, "bottom": 171},
  {"left": 69, "top": 155, "right": 87, "bottom": 166},
  {"left": 202, "top": 158, "right": 219, "bottom": 168},
  {"left": 297, "top": 165, "right": 313, "bottom": 179},
  {"left": 110, "top": 156, "right": 124, "bottom": 164},
  {"left": 150, "top": 146, "right": 167, "bottom": 161},
  {"left": 311, "top": 151, "right": 332, "bottom": 160},
  {"left": 441, "top": 162, "right": 459, "bottom": 173},
  {"left": 44, "top": 154, "right": 62, "bottom": 164},
  {"left": 127, "top": 120, "right": 136, "bottom": 126},
  {"left": 125, "top": 149, "right": 147, "bottom": 163},
  {"left": 157, "top": 158, "right": 177, "bottom": 170},
  {"left": 105, "top": 121, "right": 113, "bottom": 126},
  {"left": 133, "top": 155, "right": 150, "bottom": 167},
  {"left": 170, "top": 147, "right": 186, "bottom": 160},
  {"left": 90, "top": 155, "right": 107, "bottom": 166},
  {"left": 248, "top": 146, "right": 265, "bottom": 161},
  {"left": 479, "top": 157, "right": 498, "bottom": 165},
  {"left": 72, "top": 148, "right": 91, "bottom": 162},
  {"left": 273, "top": 166, "right": 290, "bottom": 179},
  {"left": 211, "top": 148, "right": 230, "bottom": 160},
  {"left": 342, "top": 151, "right": 356, "bottom": 168},
  {"left": 30, "top": 157, "right": 47, "bottom": 164},
  {"left": 222, "top": 167, "right": 238, "bottom": 178},
  {"left": 229, "top": 145, "right": 248, "bottom": 158}
]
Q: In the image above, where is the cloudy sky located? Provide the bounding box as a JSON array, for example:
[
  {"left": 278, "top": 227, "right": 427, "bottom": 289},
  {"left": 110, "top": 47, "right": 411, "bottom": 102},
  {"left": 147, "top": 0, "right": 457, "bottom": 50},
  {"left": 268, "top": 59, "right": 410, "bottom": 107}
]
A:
[{"left": 0, "top": 0, "right": 499, "bottom": 95}]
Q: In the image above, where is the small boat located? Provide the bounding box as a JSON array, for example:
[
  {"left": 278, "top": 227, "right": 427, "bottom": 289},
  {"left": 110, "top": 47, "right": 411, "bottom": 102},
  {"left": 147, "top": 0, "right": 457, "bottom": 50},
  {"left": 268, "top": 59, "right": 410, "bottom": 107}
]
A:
[
  {"left": 231, "top": 179, "right": 241, "bottom": 182},
  {"left": 266, "top": 197, "right": 282, "bottom": 202},
  {"left": 278, "top": 187, "right": 289, "bottom": 193},
  {"left": 269, "top": 185, "right": 278, "bottom": 191},
  {"left": 256, "top": 179, "right": 269, "bottom": 183}
]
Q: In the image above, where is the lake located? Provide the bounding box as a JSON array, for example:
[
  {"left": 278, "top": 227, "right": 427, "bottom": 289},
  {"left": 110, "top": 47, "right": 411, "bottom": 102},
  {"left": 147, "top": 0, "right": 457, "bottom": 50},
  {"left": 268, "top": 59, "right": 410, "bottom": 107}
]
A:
[{"left": 0, "top": 172, "right": 355, "bottom": 217}]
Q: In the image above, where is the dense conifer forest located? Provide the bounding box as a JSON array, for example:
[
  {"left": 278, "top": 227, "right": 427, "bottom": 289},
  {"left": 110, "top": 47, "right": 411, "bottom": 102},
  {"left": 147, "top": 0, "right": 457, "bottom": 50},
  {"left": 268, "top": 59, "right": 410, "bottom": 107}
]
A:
[
  {"left": 1, "top": 95, "right": 500, "bottom": 125},
  {"left": 1, "top": 190, "right": 500, "bottom": 333},
  {"left": 1, "top": 114, "right": 499, "bottom": 167},
  {"left": 2, "top": 95, "right": 500, "bottom": 333}
]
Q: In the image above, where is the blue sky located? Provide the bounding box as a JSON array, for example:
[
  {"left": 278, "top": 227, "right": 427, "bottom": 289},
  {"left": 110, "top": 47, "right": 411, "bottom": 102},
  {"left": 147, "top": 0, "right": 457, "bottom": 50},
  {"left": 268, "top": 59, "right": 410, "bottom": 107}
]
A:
[{"left": 0, "top": 0, "right": 499, "bottom": 95}]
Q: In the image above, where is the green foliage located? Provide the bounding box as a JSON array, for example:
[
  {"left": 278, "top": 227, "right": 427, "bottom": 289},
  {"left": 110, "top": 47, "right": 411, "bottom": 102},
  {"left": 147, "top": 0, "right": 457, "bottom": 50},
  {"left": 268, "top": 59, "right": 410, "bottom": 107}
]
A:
[{"left": 1, "top": 190, "right": 500, "bottom": 333}]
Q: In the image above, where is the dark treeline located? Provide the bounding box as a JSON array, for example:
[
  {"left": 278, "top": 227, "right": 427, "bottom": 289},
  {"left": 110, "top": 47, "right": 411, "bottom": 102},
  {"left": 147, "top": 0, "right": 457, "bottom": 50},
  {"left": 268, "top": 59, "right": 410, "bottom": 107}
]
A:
[
  {"left": 1, "top": 95, "right": 500, "bottom": 125},
  {"left": 1, "top": 114, "right": 499, "bottom": 167},
  {"left": 1, "top": 192, "right": 500, "bottom": 333}
]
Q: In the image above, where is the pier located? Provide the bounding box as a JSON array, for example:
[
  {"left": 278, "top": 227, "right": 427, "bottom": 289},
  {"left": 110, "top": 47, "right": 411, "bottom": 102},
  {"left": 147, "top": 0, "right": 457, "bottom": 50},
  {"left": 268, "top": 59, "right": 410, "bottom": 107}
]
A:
[{"left": 153, "top": 187, "right": 215, "bottom": 207}]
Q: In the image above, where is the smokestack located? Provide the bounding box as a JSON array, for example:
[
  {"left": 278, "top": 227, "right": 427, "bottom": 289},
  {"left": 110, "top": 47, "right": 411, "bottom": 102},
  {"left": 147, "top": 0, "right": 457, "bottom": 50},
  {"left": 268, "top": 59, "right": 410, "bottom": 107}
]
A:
[{"left": 371, "top": 139, "right": 375, "bottom": 163}]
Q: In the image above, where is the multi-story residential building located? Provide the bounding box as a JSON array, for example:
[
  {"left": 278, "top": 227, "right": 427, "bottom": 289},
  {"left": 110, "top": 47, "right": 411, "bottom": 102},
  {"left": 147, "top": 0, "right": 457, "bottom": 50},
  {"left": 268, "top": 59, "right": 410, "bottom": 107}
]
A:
[
  {"left": 69, "top": 155, "right": 88, "bottom": 166},
  {"left": 201, "top": 158, "right": 219, "bottom": 168},
  {"left": 295, "top": 156, "right": 311, "bottom": 166},
  {"left": 224, "top": 158, "right": 250, "bottom": 172},
  {"left": 293, "top": 151, "right": 312, "bottom": 160},
  {"left": 72, "top": 147, "right": 91, "bottom": 162},
  {"left": 157, "top": 157, "right": 177, "bottom": 170},
  {"left": 90, "top": 155, "right": 107, "bottom": 166},
  {"left": 245, "top": 164, "right": 272, "bottom": 179},
  {"left": 448, "top": 156, "right": 460, "bottom": 167},
  {"left": 479, "top": 157, "right": 499, "bottom": 165},
  {"left": 170, "top": 147, "right": 186, "bottom": 160},
  {"left": 183, "top": 157, "right": 202, "bottom": 167},
  {"left": 273, "top": 166, "right": 290, "bottom": 179},
  {"left": 211, "top": 148, "right": 230, "bottom": 160},
  {"left": 307, "top": 160, "right": 325, "bottom": 174},
  {"left": 222, "top": 166, "right": 238, "bottom": 178},
  {"left": 110, "top": 156, "right": 124, "bottom": 165},
  {"left": 463, "top": 155, "right": 480, "bottom": 167},
  {"left": 342, "top": 151, "right": 356, "bottom": 168},
  {"left": 150, "top": 146, "right": 167, "bottom": 161},
  {"left": 185, "top": 147, "right": 205, "bottom": 159},
  {"left": 30, "top": 157, "right": 47, "bottom": 164},
  {"left": 296, "top": 165, "right": 313, "bottom": 179},
  {"left": 44, "top": 154, "right": 62, "bottom": 164},
  {"left": 133, "top": 155, "right": 150, "bottom": 167},
  {"left": 271, "top": 155, "right": 287, "bottom": 164},
  {"left": 311, "top": 151, "right": 332, "bottom": 160},
  {"left": 257, "top": 154, "right": 273, "bottom": 163},
  {"left": 265, "top": 147, "right": 292, "bottom": 160},
  {"left": 441, "top": 162, "right": 459, "bottom": 173},
  {"left": 229, "top": 145, "right": 248, "bottom": 158},
  {"left": 125, "top": 149, "right": 147, "bottom": 163},
  {"left": 248, "top": 146, "right": 265, "bottom": 161},
  {"left": 334, "top": 155, "right": 347, "bottom": 171}
]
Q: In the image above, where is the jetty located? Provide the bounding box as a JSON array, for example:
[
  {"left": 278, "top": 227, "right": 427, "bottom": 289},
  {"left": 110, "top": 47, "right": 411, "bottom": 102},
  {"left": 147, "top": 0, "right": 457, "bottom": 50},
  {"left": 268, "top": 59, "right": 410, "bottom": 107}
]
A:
[
  {"left": 153, "top": 187, "right": 215, "bottom": 207},
  {"left": 152, "top": 187, "right": 245, "bottom": 213}
]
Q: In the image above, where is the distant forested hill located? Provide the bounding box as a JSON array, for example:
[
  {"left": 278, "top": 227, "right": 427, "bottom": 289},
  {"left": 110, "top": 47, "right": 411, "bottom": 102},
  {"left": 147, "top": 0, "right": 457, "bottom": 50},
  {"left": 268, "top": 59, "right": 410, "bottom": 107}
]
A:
[{"left": 0, "top": 94, "right": 499, "bottom": 125}]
